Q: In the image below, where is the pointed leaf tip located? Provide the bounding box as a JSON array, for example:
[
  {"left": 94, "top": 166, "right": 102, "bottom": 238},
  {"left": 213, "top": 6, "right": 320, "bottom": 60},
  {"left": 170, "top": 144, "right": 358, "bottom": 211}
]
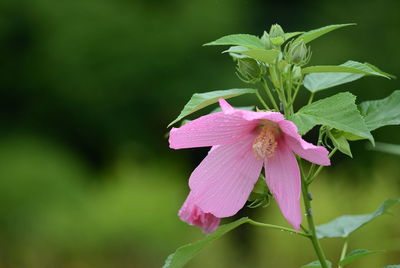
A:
[
  {"left": 316, "top": 198, "right": 400, "bottom": 239},
  {"left": 296, "top": 23, "right": 356, "bottom": 44},
  {"left": 204, "top": 34, "right": 265, "bottom": 49},
  {"left": 339, "top": 249, "right": 384, "bottom": 266},
  {"left": 167, "top": 88, "right": 258, "bottom": 127}
]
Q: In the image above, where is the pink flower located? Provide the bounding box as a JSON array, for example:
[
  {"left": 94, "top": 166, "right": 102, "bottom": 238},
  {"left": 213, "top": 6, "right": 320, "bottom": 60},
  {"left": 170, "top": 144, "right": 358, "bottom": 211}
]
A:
[
  {"left": 179, "top": 192, "right": 220, "bottom": 233},
  {"left": 169, "top": 99, "right": 330, "bottom": 231}
]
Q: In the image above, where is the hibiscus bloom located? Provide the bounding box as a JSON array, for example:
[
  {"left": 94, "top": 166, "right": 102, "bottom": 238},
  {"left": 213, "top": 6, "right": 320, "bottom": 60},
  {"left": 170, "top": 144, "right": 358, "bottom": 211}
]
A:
[{"left": 169, "top": 99, "right": 330, "bottom": 232}]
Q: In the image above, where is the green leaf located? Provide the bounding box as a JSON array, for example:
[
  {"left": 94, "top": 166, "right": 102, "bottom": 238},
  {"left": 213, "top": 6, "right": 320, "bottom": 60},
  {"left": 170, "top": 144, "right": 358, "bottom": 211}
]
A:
[
  {"left": 302, "top": 61, "right": 391, "bottom": 78},
  {"left": 359, "top": 90, "right": 400, "bottom": 131},
  {"left": 383, "top": 266, "right": 400, "bottom": 268},
  {"left": 370, "top": 142, "right": 400, "bottom": 156},
  {"left": 302, "top": 60, "right": 391, "bottom": 93},
  {"left": 365, "top": 62, "right": 396, "bottom": 79},
  {"left": 204, "top": 34, "right": 265, "bottom": 49},
  {"left": 284, "top": 31, "right": 304, "bottom": 40},
  {"left": 300, "top": 260, "right": 332, "bottom": 268},
  {"left": 304, "top": 72, "right": 363, "bottom": 93},
  {"left": 316, "top": 198, "right": 400, "bottom": 239},
  {"left": 328, "top": 130, "right": 352, "bottom": 157},
  {"left": 339, "top": 249, "right": 383, "bottom": 266},
  {"left": 290, "top": 92, "right": 374, "bottom": 144},
  {"left": 168, "top": 88, "right": 257, "bottom": 127},
  {"left": 295, "top": 23, "right": 355, "bottom": 44},
  {"left": 223, "top": 46, "right": 280, "bottom": 64},
  {"left": 210, "top": 105, "right": 255, "bottom": 114},
  {"left": 163, "top": 218, "right": 249, "bottom": 268}
]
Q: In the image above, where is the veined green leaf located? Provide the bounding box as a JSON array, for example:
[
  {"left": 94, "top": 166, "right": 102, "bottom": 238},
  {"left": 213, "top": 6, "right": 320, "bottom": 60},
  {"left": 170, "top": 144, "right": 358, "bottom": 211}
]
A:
[
  {"left": 303, "top": 61, "right": 391, "bottom": 93},
  {"left": 296, "top": 23, "right": 355, "bottom": 44},
  {"left": 370, "top": 142, "right": 400, "bottom": 156},
  {"left": 302, "top": 61, "right": 391, "bottom": 78},
  {"left": 359, "top": 90, "right": 400, "bottom": 131},
  {"left": 223, "top": 46, "right": 280, "bottom": 64},
  {"left": 300, "top": 260, "right": 332, "bottom": 268},
  {"left": 163, "top": 218, "right": 249, "bottom": 268},
  {"left": 204, "top": 34, "right": 265, "bottom": 49},
  {"left": 339, "top": 249, "right": 383, "bottom": 266},
  {"left": 168, "top": 88, "right": 257, "bottom": 127},
  {"left": 290, "top": 92, "right": 373, "bottom": 144},
  {"left": 316, "top": 198, "right": 400, "bottom": 239}
]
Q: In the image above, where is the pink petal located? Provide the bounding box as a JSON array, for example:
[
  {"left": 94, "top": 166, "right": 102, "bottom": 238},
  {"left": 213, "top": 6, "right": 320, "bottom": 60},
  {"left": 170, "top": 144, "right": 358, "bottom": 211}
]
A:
[
  {"left": 265, "top": 141, "right": 302, "bottom": 231},
  {"left": 179, "top": 192, "right": 220, "bottom": 233},
  {"left": 169, "top": 100, "right": 285, "bottom": 149},
  {"left": 279, "top": 120, "right": 331, "bottom": 166},
  {"left": 218, "top": 98, "right": 234, "bottom": 113},
  {"left": 188, "top": 134, "right": 263, "bottom": 217}
]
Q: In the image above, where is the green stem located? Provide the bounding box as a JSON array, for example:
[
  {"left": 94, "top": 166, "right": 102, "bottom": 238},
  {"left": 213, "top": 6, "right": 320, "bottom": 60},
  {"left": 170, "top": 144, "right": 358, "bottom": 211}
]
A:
[
  {"left": 256, "top": 91, "right": 270, "bottom": 110},
  {"left": 261, "top": 78, "right": 279, "bottom": 111},
  {"left": 275, "top": 65, "right": 289, "bottom": 116},
  {"left": 338, "top": 239, "right": 348, "bottom": 268},
  {"left": 307, "top": 92, "right": 315, "bottom": 104},
  {"left": 301, "top": 173, "right": 329, "bottom": 268},
  {"left": 247, "top": 219, "right": 310, "bottom": 238},
  {"left": 307, "top": 148, "right": 337, "bottom": 185},
  {"left": 290, "top": 81, "right": 302, "bottom": 106}
]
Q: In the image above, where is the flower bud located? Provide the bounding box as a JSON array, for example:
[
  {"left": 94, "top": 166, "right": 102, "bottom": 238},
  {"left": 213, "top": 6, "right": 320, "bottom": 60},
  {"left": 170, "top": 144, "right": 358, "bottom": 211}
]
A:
[
  {"left": 292, "top": 65, "right": 302, "bottom": 80},
  {"left": 236, "top": 58, "right": 265, "bottom": 83},
  {"left": 269, "top": 24, "right": 285, "bottom": 47},
  {"left": 284, "top": 40, "right": 311, "bottom": 66},
  {"left": 261, "top": 31, "right": 272, "bottom": 49}
]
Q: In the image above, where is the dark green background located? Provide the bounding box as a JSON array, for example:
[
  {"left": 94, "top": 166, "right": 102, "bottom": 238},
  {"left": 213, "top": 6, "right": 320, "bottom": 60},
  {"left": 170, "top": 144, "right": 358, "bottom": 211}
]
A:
[{"left": 0, "top": 0, "right": 399, "bottom": 267}]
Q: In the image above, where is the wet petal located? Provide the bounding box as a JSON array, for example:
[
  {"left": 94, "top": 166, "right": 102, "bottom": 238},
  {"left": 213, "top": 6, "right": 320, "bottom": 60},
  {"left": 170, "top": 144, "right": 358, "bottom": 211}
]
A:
[
  {"left": 265, "top": 141, "right": 302, "bottom": 230},
  {"left": 279, "top": 120, "right": 330, "bottom": 166},
  {"left": 178, "top": 192, "right": 220, "bottom": 233},
  {"left": 188, "top": 134, "right": 263, "bottom": 218},
  {"left": 169, "top": 99, "right": 285, "bottom": 149}
]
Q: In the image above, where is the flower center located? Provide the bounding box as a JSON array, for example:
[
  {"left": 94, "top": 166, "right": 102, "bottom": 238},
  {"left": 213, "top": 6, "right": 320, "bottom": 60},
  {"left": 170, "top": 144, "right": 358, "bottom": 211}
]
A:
[{"left": 252, "top": 123, "right": 280, "bottom": 160}]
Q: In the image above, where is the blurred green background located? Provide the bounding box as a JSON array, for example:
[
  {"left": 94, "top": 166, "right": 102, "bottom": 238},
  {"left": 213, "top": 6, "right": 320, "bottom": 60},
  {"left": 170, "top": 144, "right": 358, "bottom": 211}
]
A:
[{"left": 0, "top": 0, "right": 399, "bottom": 267}]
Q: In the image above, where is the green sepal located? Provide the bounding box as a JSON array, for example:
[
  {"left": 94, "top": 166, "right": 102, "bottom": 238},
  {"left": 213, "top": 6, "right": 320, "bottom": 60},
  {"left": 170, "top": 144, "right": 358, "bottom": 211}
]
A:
[
  {"left": 247, "top": 174, "right": 271, "bottom": 208},
  {"left": 327, "top": 129, "right": 353, "bottom": 157}
]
